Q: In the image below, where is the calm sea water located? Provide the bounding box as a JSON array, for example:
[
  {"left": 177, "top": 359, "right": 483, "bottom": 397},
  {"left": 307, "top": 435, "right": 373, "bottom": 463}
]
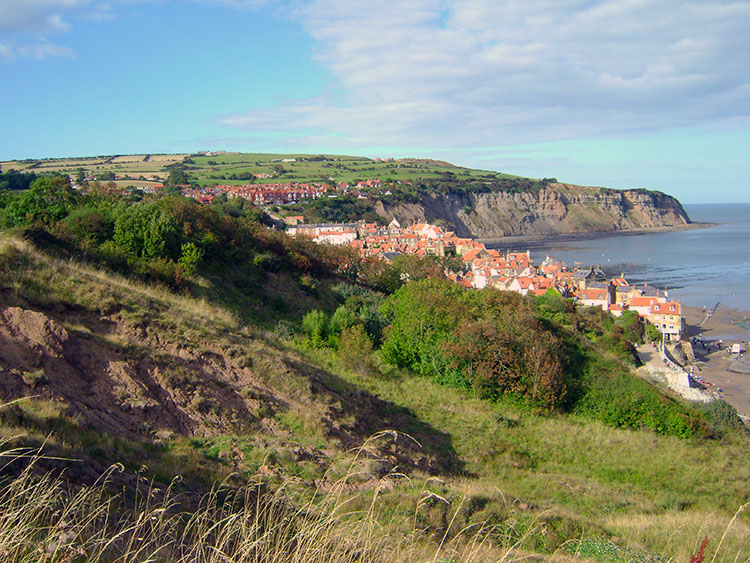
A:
[{"left": 494, "top": 203, "right": 750, "bottom": 311}]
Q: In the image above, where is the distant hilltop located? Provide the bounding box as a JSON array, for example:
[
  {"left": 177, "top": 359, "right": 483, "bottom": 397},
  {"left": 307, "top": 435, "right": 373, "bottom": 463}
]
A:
[{"left": 0, "top": 152, "right": 691, "bottom": 239}]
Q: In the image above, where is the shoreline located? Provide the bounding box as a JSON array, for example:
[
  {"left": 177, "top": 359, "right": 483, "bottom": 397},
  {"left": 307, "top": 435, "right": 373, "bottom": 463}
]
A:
[
  {"left": 681, "top": 305, "right": 750, "bottom": 417},
  {"left": 480, "top": 221, "right": 714, "bottom": 250}
]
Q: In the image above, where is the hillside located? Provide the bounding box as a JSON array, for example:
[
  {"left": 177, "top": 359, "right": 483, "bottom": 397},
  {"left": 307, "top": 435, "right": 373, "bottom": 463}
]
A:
[
  {"left": 1, "top": 153, "right": 691, "bottom": 239},
  {"left": 1, "top": 233, "right": 748, "bottom": 561},
  {"left": 0, "top": 176, "right": 748, "bottom": 561}
]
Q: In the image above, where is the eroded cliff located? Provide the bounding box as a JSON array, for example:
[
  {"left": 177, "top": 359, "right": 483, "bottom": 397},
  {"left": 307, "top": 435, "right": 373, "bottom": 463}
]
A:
[{"left": 374, "top": 183, "right": 691, "bottom": 239}]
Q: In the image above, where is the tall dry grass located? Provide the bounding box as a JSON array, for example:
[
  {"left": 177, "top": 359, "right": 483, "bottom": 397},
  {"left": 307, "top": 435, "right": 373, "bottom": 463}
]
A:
[
  {"left": 0, "top": 236, "right": 238, "bottom": 331},
  {"left": 0, "top": 432, "right": 538, "bottom": 563}
]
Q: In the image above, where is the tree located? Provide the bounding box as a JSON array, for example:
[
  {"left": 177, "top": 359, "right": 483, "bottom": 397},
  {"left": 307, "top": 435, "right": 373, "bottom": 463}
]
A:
[
  {"left": 5, "top": 175, "right": 76, "bottom": 225},
  {"left": 302, "top": 310, "right": 329, "bottom": 348},
  {"left": 64, "top": 206, "right": 114, "bottom": 243},
  {"left": 113, "top": 203, "right": 181, "bottom": 260},
  {"left": 178, "top": 242, "right": 204, "bottom": 277},
  {"left": 338, "top": 325, "right": 374, "bottom": 374},
  {"left": 165, "top": 168, "right": 191, "bottom": 187},
  {"left": 0, "top": 170, "right": 37, "bottom": 191}
]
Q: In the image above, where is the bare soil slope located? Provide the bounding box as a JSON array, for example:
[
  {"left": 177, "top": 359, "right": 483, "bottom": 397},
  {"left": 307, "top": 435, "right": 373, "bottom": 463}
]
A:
[{"left": 0, "top": 239, "right": 455, "bottom": 476}]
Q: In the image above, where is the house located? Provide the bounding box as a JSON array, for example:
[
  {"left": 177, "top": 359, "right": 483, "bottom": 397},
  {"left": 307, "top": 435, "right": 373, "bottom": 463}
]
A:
[
  {"left": 571, "top": 266, "right": 607, "bottom": 290},
  {"left": 608, "top": 303, "right": 625, "bottom": 317},
  {"left": 629, "top": 295, "right": 661, "bottom": 317},
  {"left": 577, "top": 287, "right": 611, "bottom": 311},
  {"left": 648, "top": 301, "right": 684, "bottom": 341}
]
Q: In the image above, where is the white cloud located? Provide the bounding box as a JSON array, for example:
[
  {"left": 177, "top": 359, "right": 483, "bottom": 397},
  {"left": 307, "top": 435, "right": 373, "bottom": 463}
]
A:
[
  {"left": 0, "top": 1, "right": 90, "bottom": 33},
  {"left": 0, "top": 41, "right": 14, "bottom": 61},
  {"left": 0, "top": 38, "right": 75, "bottom": 60},
  {"left": 218, "top": 0, "right": 750, "bottom": 150},
  {"left": 191, "top": 0, "right": 278, "bottom": 8},
  {"left": 16, "top": 40, "right": 74, "bottom": 59},
  {"left": 0, "top": 0, "right": 123, "bottom": 61}
]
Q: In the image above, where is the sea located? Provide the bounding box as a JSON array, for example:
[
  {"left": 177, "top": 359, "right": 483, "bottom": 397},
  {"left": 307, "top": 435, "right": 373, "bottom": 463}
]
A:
[{"left": 490, "top": 203, "right": 750, "bottom": 312}]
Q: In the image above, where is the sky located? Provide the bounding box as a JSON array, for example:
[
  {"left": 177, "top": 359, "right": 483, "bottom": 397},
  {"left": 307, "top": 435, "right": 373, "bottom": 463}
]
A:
[{"left": 1, "top": 0, "right": 748, "bottom": 204}]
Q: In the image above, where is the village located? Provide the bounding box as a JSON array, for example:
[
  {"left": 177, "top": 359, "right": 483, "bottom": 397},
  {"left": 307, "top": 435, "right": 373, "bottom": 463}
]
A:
[
  {"left": 287, "top": 217, "right": 687, "bottom": 343},
  {"left": 175, "top": 176, "right": 394, "bottom": 206}
]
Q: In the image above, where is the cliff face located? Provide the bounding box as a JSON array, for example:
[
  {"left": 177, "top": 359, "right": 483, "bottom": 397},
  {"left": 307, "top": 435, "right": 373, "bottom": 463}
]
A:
[{"left": 373, "top": 184, "right": 691, "bottom": 239}]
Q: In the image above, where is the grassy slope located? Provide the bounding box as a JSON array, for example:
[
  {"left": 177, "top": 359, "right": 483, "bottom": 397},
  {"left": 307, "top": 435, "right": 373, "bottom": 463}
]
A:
[
  {"left": 315, "top": 348, "right": 750, "bottom": 561},
  {"left": 0, "top": 234, "right": 748, "bottom": 561}
]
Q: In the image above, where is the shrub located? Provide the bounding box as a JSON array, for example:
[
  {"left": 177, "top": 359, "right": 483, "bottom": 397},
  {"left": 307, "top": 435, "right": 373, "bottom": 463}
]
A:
[
  {"left": 64, "top": 205, "right": 114, "bottom": 243},
  {"left": 178, "top": 242, "right": 204, "bottom": 277},
  {"left": 338, "top": 325, "right": 375, "bottom": 374},
  {"left": 302, "top": 310, "right": 330, "bottom": 348},
  {"left": 699, "top": 399, "right": 744, "bottom": 436},
  {"left": 113, "top": 203, "right": 181, "bottom": 260}
]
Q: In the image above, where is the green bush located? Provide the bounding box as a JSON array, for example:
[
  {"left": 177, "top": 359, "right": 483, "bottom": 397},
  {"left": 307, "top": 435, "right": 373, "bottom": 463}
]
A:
[
  {"left": 113, "top": 203, "right": 181, "bottom": 260},
  {"left": 302, "top": 310, "right": 329, "bottom": 348},
  {"left": 699, "top": 399, "right": 744, "bottom": 436},
  {"left": 178, "top": 242, "right": 204, "bottom": 277}
]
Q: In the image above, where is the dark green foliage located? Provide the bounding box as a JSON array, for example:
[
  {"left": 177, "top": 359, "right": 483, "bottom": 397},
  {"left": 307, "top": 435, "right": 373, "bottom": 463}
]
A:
[
  {"left": 178, "top": 242, "right": 204, "bottom": 277},
  {"left": 164, "top": 166, "right": 192, "bottom": 187},
  {"left": 646, "top": 323, "right": 661, "bottom": 342},
  {"left": 329, "top": 305, "right": 357, "bottom": 335},
  {"left": 4, "top": 176, "right": 77, "bottom": 225},
  {"left": 377, "top": 279, "right": 705, "bottom": 436},
  {"left": 699, "top": 399, "right": 744, "bottom": 436},
  {"left": 64, "top": 205, "right": 115, "bottom": 244},
  {"left": 302, "top": 310, "right": 330, "bottom": 348},
  {"left": 299, "top": 195, "right": 378, "bottom": 224},
  {"left": 113, "top": 203, "right": 181, "bottom": 260},
  {"left": 0, "top": 169, "right": 37, "bottom": 191},
  {"left": 333, "top": 283, "right": 386, "bottom": 345},
  {"left": 573, "top": 360, "right": 702, "bottom": 437},
  {"left": 615, "top": 310, "right": 644, "bottom": 344},
  {"left": 379, "top": 281, "right": 573, "bottom": 409}
]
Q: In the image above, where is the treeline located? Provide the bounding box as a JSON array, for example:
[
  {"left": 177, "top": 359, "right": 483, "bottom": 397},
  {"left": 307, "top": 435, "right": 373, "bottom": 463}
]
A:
[
  {"left": 0, "top": 169, "right": 37, "bottom": 191},
  {"left": 291, "top": 177, "right": 553, "bottom": 220},
  {"left": 0, "top": 175, "right": 356, "bottom": 291},
  {"left": 291, "top": 195, "right": 383, "bottom": 225}
]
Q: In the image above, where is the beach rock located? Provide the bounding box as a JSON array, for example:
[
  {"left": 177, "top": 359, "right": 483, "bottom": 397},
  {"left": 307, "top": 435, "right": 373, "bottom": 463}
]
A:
[{"left": 728, "top": 355, "right": 750, "bottom": 374}]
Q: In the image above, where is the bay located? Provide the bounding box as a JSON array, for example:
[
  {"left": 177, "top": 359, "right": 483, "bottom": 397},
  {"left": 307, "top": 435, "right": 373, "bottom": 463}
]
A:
[{"left": 489, "top": 203, "right": 750, "bottom": 311}]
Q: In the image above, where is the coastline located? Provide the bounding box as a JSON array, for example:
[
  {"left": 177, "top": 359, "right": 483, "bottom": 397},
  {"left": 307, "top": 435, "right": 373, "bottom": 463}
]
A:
[
  {"left": 681, "top": 305, "right": 750, "bottom": 417},
  {"left": 480, "top": 216, "right": 750, "bottom": 417},
  {"left": 480, "top": 221, "right": 714, "bottom": 250}
]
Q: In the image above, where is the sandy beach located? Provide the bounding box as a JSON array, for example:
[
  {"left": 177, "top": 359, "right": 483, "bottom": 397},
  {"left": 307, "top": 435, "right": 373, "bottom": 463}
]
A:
[{"left": 682, "top": 305, "right": 750, "bottom": 417}]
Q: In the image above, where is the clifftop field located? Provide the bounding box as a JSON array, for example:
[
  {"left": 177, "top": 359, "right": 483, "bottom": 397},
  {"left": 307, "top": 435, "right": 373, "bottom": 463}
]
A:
[{"left": 0, "top": 152, "right": 523, "bottom": 189}]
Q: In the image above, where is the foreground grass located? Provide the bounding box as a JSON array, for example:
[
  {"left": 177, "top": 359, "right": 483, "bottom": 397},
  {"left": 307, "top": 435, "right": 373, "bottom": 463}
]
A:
[
  {"left": 0, "top": 436, "right": 539, "bottom": 563},
  {"left": 305, "top": 348, "right": 750, "bottom": 562}
]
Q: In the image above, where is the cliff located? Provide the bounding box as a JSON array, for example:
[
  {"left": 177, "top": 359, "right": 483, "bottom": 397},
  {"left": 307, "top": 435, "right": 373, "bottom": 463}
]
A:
[{"left": 373, "top": 183, "right": 691, "bottom": 239}]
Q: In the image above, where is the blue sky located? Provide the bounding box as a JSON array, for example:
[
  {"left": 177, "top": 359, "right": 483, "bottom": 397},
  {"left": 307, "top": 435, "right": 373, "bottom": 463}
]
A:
[{"left": 1, "top": 0, "right": 748, "bottom": 203}]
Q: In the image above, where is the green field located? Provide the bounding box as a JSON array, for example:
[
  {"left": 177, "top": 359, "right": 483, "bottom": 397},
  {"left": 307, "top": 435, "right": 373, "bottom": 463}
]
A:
[{"left": 1, "top": 152, "right": 526, "bottom": 187}]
